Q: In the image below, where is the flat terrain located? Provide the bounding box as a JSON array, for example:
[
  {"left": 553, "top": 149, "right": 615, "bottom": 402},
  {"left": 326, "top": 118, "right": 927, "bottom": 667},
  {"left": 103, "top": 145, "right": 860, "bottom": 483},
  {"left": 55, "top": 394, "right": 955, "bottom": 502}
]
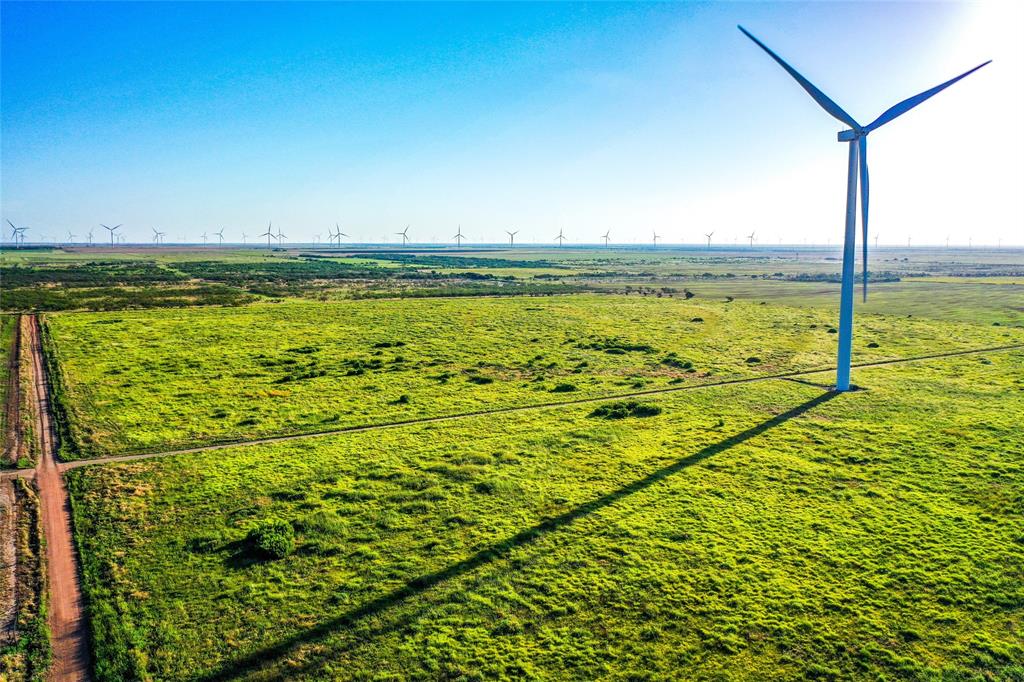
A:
[
  {"left": 45, "top": 295, "right": 1022, "bottom": 457},
  {"left": 3, "top": 244, "right": 1022, "bottom": 680},
  {"left": 67, "top": 350, "right": 1024, "bottom": 680}
]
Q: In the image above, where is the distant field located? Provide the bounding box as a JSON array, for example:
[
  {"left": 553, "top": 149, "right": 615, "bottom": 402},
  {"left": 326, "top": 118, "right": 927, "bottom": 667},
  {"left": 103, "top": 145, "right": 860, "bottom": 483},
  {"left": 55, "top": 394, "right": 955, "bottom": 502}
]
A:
[
  {"left": 67, "top": 350, "right": 1024, "bottom": 680},
  {"left": 45, "top": 295, "right": 1023, "bottom": 457}
]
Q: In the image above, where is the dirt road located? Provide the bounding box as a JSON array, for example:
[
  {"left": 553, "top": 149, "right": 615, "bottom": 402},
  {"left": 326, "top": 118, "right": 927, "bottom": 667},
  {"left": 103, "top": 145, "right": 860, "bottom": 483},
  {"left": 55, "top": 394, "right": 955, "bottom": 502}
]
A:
[{"left": 26, "top": 316, "right": 90, "bottom": 680}]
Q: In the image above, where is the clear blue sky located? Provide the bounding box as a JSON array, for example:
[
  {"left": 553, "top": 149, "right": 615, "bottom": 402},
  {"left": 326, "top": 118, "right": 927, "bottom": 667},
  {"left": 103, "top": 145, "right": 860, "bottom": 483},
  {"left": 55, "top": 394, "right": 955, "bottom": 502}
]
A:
[{"left": 2, "top": 1, "right": 1020, "bottom": 245}]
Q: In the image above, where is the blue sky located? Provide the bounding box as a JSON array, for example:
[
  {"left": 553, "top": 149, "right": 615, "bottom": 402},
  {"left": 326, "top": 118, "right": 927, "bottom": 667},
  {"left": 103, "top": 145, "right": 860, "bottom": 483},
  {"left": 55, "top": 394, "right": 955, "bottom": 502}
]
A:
[{"left": 2, "top": 1, "right": 1021, "bottom": 245}]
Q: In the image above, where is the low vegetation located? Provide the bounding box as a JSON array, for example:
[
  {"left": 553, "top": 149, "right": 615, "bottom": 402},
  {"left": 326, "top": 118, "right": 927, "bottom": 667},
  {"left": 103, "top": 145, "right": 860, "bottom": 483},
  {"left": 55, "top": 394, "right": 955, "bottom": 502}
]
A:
[
  {"left": 44, "top": 295, "right": 1021, "bottom": 458},
  {"left": 67, "top": 352, "right": 1024, "bottom": 679}
]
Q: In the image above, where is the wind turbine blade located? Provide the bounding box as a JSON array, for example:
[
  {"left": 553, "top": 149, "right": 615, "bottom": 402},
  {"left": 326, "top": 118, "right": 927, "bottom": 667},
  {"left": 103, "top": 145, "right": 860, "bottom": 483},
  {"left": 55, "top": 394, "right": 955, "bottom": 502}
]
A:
[
  {"left": 859, "top": 136, "right": 869, "bottom": 302},
  {"left": 6, "top": 220, "right": 15, "bottom": 229},
  {"left": 864, "top": 60, "right": 991, "bottom": 133},
  {"left": 737, "top": 25, "right": 859, "bottom": 130}
]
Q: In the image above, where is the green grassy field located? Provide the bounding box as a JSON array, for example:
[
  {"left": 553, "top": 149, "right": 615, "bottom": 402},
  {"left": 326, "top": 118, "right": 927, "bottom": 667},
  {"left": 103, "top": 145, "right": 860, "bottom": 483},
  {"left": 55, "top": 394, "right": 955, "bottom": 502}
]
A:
[
  {"left": 67, "top": 349, "right": 1024, "bottom": 680},
  {"left": 45, "top": 295, "right": 1023, "bottom": 458}
]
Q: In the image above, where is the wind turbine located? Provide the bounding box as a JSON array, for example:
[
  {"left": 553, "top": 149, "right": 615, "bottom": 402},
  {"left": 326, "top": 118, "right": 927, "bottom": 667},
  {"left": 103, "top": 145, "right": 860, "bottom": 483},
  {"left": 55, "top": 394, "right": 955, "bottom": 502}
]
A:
[
  {"left": 335, "top": 223, "right": 348, "bottom": 246},
  {"left": 652, "top": 231, "right": 661, "bottom": 247},
  {"left": 215, "top": 228, "right": 225, "bottom": 246},
  {"left": 242, "top": 232, "right": 248, "bottom": 245},
  {"left": 396, "top": 225, "right": 410, "bottom": 246},
  {"left": 747, "top": 231, "right": 756, "bottom": 247},
  {"left": 87, "top": 228, "right": 94, "bottom": 246},
  {"left": 260, "top": 222, "right": 274, "bottom": 248},
  {"left": 201, "top": 231, "right": 208, "bottom": 245},
  {"left": 555, "top": 229, "right": 566, "bottom": 247},
  {"left": 66, "top": 230, "right": 77, "bottom": 245},
  {"left": 151, "top": 227, "right": 164, "bottom": 245},
  {"left": 506, "top": 229, "right": 519, "bottom": 246},
  {"left": 705, "top": 231, "right": 714, "bottom": 248},
  {"left": 452, "top": 225, "right": 465, "bottom": 247},
  {"left": 739, "top": 25, "right": 989, "bottom": 391},
  {"left": 101, "top": 223, "right": 121, "bottom": 247},
  {"left": 6, "top": 220, "right": 27, "bottom": 248},
  {"left": 602, "top": 230, "right": 611, "bottom": 246},
  {"left": 275, "top": 227, "right": 286, "bottom": 245}
]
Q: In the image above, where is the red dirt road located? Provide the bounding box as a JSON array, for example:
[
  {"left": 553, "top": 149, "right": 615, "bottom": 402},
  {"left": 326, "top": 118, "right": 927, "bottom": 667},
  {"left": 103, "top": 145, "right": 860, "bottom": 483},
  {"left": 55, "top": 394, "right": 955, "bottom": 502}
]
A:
[{"left": 26, "top": 316, "right": 90, "bottom": 680}]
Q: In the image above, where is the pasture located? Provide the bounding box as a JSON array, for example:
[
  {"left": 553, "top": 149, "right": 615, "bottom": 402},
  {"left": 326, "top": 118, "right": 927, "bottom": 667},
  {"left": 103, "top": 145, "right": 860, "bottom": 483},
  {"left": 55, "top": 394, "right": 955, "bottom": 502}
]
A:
[
  {"left": 67, "top": 350, "right": 1024, "bottom": 680},
  {"left": 44, "top": 294, "right": 1022, "bottom": 458}
]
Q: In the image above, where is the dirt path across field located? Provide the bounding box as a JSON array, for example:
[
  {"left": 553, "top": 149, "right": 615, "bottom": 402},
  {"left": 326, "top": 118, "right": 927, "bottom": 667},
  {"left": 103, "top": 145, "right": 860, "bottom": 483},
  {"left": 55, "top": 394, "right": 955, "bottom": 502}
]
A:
[
  {"left": 59, "top": 342, "right": 1024, "bottom": 472},
  {"left": 26, "top": 316, "right": 90, "bottom": 680}
]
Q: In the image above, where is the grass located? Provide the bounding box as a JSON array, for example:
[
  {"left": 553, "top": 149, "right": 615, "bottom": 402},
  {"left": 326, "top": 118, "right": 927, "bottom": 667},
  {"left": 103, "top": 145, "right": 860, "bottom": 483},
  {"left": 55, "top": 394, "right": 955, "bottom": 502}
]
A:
[
  {"left": 66, "top": 349, "right": 1024, "bottom": 680},
  {"left": 44, "top": 295, "right": 1023, "bottom": 457},
  {"left": 0, "top": 315, "right": 15, "bottom": 441}
]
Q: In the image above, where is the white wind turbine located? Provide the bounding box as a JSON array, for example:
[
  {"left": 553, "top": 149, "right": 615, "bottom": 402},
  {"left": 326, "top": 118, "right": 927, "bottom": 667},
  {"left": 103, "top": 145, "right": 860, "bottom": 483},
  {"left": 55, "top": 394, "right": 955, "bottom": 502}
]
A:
[
  {"left": 747, "top": 231, "right": 756, "bottom": 247},
  {"left": 396, "top": 225, "right": 410, "bottom": 246},
  {"left": 739, "top": 25, "right": 989, "bottom": 391},
  {"left": 101, "top": 223, "right": 121, "bottom": 247},
  {"left": 260, "top": 222, "right": 274, "bottom": 248},
  {"left": 506, "top": 229, "right": 519, "bottom": 246},
  {"left": 452, "top": 225, "right": 465, "bottom": 247},
  {"left": 215, "top": 228, "right": 225, "bottom": 246},
  {"left": 704, "top": 231, "right": 714, "bottom": 248},
  {"left": 555, "top": 229, "right": 566, "bottom": 247},
  {"left": 602, "top": 230, "right": 611, "bottom": 246}
]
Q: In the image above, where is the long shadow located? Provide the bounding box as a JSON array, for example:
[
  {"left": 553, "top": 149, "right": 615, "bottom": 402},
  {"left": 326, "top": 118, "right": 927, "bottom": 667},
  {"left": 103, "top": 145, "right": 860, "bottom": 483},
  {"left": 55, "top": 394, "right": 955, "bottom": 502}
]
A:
[{"left": 201, "top": 390, "right": 838, "bottom": 682}]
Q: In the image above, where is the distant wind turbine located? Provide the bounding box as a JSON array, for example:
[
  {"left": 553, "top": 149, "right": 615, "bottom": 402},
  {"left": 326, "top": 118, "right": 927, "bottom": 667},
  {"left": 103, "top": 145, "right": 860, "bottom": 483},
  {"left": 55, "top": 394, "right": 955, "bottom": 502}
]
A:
[
  {"left": 101, "top": 223, "right": 121, "bottom": 247},
  {"left": 201, "top": 231, "right": 208, "bottom": 245},
  {"left": 452, "top": 226, "right": 465, "bottom": 247},
  {"left": 333, "top": 223, "right": 348, "bottom": 246},
  {"left": 396, "top": 225, "right": 410, "bottom": 246},
  {"left": 7, "top": 220, "right": 28, "bottom": 248},
  {"left": 747, "top": 231, "right": 756, "bottom": 247},
  {"left": 66, "top": 230, "right": 77, "bottom": 245},
  {"left": 275, "top": 227, "right": 286, "bottom": 245},
  {"left": 652, "top": 231, "right": 661, "bottom": 247},
  {"left": 506, "top": 229, "right": 519, "bottom": 246},
  {"left": 705, "top": 231, "right": 714, "bottom": 248},
  {"left": 215, "top": 228, "right": 225, "bottom": 246},
  {"left": 260, "top": 222, "right": 274, "bottom": 248},
  {"left": 739, "top": 25, "right": 989, "bottom": 391},
  {"left": 242, "top": 232, "right": 248, "bottom": 245},
  {"left": 602, "top": 230, "right": 611, "bottom": 247},
  {"left": 555, "top": 229, "right": 566, "bottom": 247},
  {"left": 87, "top": 228, "right": 94, "bottom": 246}
]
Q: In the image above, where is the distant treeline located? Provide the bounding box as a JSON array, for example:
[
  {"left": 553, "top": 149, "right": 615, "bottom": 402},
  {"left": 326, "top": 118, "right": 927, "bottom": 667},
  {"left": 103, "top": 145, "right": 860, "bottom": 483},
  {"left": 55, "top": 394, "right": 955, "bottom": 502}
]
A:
[
  {"left": 361, "top": 253, "right": 563, "bottom": 269},
  {"left": 1, "top": 261, "right": 184, "bottom": 287}
]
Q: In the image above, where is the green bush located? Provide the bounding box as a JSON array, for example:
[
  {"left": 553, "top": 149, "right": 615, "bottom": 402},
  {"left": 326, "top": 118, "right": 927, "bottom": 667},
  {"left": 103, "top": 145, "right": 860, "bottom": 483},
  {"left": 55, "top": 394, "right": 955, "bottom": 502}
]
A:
[
  {"left": 589, "top": 401, "right": 662, "bottom": 420},
  {"left": 248, "top": 519, "right": 295, "bottom": 559}
]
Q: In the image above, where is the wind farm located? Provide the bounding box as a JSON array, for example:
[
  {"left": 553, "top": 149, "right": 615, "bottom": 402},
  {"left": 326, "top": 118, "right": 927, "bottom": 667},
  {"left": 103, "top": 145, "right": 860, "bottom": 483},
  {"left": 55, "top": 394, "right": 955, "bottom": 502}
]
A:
[{"left": 1, "top": 3, "right": 1022, "bottom": 682}]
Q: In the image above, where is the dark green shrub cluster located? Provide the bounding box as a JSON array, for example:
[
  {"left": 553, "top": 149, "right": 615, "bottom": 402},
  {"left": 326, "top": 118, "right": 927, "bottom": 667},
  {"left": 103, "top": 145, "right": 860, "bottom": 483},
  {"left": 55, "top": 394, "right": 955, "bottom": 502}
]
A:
[
  {"left": 576, "top": 336, "right": 655, "bottom": 353},
  {"left": 661, "top": 353, "right": 693, "bottom": 370},
  {"left": 550, "top": 383, "right": 577, "bottom": 393},
  {"left": 247, "top": 519, "right": 295, "bottom": 559},
  {"left": 589, "top": 401, "right": 662, "bottom": 419}
]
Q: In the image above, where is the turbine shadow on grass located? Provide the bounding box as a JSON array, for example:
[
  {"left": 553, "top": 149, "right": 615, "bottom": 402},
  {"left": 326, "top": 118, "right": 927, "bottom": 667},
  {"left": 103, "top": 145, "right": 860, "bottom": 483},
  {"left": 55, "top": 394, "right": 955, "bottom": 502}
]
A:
[{"left": 202, "top": 390, "right": 839, "bottom": 681}]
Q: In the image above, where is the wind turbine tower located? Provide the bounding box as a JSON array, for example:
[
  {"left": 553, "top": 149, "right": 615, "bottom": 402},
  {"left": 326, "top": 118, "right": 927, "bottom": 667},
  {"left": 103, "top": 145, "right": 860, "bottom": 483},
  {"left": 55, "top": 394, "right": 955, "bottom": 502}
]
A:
[{"left": 739, "top": 25, "right": 989, "bottom": 391}]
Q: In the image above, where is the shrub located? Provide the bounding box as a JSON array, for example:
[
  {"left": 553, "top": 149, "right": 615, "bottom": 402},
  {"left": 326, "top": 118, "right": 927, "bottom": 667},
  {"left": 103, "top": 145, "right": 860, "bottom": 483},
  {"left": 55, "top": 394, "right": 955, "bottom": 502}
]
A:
[
  {"left": 468, "top": 375, "right": 494, "bottom": 385},
  {"left": 550, "top": 383, "right": 577, "bottom": 393},
  {"left": 691, "top": 317, "right": 704, "bottom": 323},
  {"left": 745, "top": 357, "right": 761, "bottom": 364},
  {"left": 589, "top": 401, "right": 662, "bottom": 420},
  {"left": 248, "top": 519, "right": 295, "bottom": 559},
  {"left": 867, "top": 342, "right": 880, "bottom": 348}
]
